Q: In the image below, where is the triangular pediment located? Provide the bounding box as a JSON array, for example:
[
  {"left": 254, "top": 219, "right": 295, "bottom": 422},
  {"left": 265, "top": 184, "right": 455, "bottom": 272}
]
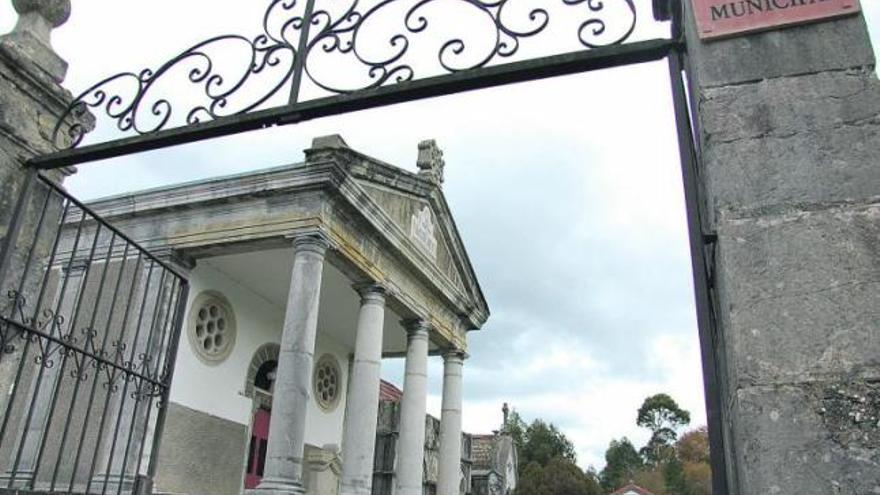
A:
[
  {"left": 356, "top": 179, "right": 469, "bottom": 296},
  {"left": 306, "top": 136, "right": 488, "bottom": 328}
]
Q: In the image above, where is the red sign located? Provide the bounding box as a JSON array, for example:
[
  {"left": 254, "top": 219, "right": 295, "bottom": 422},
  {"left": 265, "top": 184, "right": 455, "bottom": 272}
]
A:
[{"left": 692, "top": 0, "right": 861, "bottom": 40}]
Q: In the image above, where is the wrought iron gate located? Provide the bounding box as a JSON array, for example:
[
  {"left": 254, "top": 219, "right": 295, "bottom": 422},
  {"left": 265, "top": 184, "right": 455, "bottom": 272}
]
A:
[
  {"left": 0, "top": 171, "right": 189, "bottom": 495},
  {"left": 8, "top": 0, "right": 730, "bottom": 493}
]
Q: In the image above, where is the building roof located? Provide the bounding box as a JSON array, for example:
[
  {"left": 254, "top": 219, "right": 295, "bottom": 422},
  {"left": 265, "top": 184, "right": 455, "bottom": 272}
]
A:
[
  {"left": 610, "top": 483, "right": 655, "bottom": 495},
  {"left": 379, "top": 380, "right": 403, "bottom": 402},
  {"left": 471, "top": 435, "right": 495, "bottom": 469}
]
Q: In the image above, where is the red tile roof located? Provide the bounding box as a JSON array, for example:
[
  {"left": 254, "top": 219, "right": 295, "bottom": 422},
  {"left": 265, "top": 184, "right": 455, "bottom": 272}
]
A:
[
  {"left": 610, "top": 483, "right": 655, "bottom": 495},
  {"left": 379, "top": 380, "right": 403, "bottom": 401}
]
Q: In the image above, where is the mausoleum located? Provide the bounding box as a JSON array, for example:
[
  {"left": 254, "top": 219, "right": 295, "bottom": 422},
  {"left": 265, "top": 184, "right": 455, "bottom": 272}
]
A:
[{"left": 73, "top": 135, "right": 490, "bottom": 495}]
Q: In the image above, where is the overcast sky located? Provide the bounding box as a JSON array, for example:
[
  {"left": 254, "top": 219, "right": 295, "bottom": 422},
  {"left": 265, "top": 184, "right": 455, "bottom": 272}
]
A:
[{"left": 2, "top": 1, "right": 878, "bottom": 471}]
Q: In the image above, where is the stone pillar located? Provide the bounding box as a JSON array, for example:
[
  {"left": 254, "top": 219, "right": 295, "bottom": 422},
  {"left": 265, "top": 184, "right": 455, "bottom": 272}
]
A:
[
  {"left": 682, "top": 4, "right": 880, "bottom": 494},
  {"left": 0, "top": 0, "right": 89, "bottom": 433},
  {"left": 395, "top": 319, "right": 430, "bottom": 495},
  {"left": 437, "top": 350, "right": 464, "bottom": 495},
  {"left": 253, "top": 234, "right": 329, "bottom": 495},
  {"left": 339, "top": 284, "right": 386, "bottom": 495}
]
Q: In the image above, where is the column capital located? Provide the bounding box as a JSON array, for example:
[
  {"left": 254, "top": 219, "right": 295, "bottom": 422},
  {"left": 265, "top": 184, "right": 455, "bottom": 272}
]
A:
[
  {"left": 400, "top": 318, "right": 430, "bottom": 338},
  {"left": 441, "top": 349, "right": 467, "bottom": 362},
  {"left": 290, "top": 233, "right": 330, "bottom": 257},
  {"left": 353, "top": 283, "right": 387, "bottom": 305}
]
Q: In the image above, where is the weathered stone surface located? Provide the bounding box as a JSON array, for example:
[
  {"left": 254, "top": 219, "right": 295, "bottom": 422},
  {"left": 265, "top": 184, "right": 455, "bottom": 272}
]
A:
[
  {"left": 155, "top": 402, "right": 248, "bottom": 495},
  {"left": 700, "top": 69, "right": 880, "bottom": 144},
  {"left": 704, "top": 121, "right": 880, "bottom": 221},
  {"left": 684, "top": 6, "right": 875, "bottom": 88},
  {"left": 699, "top": 68, "right": 880, "bottom": 220},
  {"left": 732, "top": 384, "right": 880, "bottom": 495},
  {"left": 715, "top": 204, "right": 880, "bottom": 388},
  {"left": 683, "top": 0, "right": 880, "bottom": 491}
]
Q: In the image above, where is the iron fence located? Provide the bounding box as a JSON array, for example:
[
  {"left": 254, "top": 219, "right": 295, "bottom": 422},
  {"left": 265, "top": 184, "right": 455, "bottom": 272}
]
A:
[{"left": 0, "top": 171, "right": 188, "bottom": 495}]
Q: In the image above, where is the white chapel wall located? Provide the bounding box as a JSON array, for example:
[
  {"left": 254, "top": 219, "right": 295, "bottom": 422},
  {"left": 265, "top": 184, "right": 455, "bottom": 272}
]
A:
[{"left": 168, "top": 259, "right": 352, "bottom": 449}]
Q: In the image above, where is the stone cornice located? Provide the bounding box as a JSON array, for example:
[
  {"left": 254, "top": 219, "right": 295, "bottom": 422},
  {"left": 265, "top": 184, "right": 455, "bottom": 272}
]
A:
[
  {"left": 82, "top": 147, "right": 488, "bottom": 332},
  {"left": 84, "top": 161, "right": 343, "bottom": 218}
]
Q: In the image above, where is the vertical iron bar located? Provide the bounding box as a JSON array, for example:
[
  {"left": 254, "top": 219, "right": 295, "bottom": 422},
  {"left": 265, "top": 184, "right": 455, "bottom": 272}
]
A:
[
  {"left": 67, "top": 233, "right": 119, "bottom": 492},
  {"left": 134, "top": 277, "right": 181, "bottom": 485},
  {"left": 47, "top": 222, "right": 105, "bottom": 491},
  {"left": 86, "top": 251, "right": 141, "bottom": 495},
  {"left": 0, "top": 169, "right": 37, "bottom": 292},
  {"left": 145, "top": 281, "right": 188, "bottom": 481},
  {"left": 0, "top": 193, "right": 69, "bottom": 457},
  {"left": 9, "top": 205, "right": 88, "bottom": 488},
  {"left": 2, "top": 177, "right": 52, "bottom": 356},
  {"left": 288, "top": 0, "right": 316, "bottom": 104},
  {"left": 101, "top": 260, "right": 156, "bottom": 495},
  {"left": 668, "top": 48, "right": 729, "bottom": 495},
  {"left": 116, "top": 269, "right": 169, "bottom": 495}
]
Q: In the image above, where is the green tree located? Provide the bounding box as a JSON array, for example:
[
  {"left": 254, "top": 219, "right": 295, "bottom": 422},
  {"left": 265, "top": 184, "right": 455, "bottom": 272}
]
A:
[
  {"left": 542, "top": 457, "right": 601, "bottom": 495},
  {"left": 503, "top": 408, "right": 576, "bottom": 467},
  {"left": 664, "top": 456, "right": 687, "bottom": 495},
  {"left": 517, "top": 461, "right": 549, "bottom": 495},
  {"left": 505, "top": 409, "right": 598, "bottom": 495},
  {"left": 521, "top": 419, "right": 577, "bottom": 466},
  {"left": 516, "top": 457, "right": 601, "bottom": 495},
  {"left": 636, "top": 394, "right": 691, "bottom": 464},
  {"left": 503, "top": 409, "right": 528, "bottom": 453},
  {"left": 599, "top": 437, "right": 643, "bottom": 492}
]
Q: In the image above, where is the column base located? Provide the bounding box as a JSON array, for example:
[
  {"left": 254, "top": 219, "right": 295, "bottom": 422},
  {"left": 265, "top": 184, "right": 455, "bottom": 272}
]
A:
[{"left": 246, "top": 476, "right": 307, "bottom": 495}]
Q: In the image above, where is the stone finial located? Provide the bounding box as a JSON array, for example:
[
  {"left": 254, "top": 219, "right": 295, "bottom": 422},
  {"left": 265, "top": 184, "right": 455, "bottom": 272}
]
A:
[
  {"left": 502, "top": 402, "right": 509, "bottom": 426},
  {"left": 417, "top": 139, "right": 445, "bottom": 185},
  {"left": 2, "top": 0, "right": 71, "bottom": 81},
  {"left": 311, "top": 134, "right": 349, "bottom": 149},
  {"left": 11, "top": 0, "right": 71, "bottom": 45}
]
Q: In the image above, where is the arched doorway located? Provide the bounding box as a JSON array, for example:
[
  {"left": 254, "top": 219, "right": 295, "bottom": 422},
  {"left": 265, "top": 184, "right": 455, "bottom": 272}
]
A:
[{"left": 244, "top": 344, "right": 279, "bottom": 489}]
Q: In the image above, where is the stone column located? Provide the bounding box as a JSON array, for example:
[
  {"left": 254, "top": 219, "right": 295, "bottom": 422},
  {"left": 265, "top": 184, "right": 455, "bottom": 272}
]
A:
[
  {"left": 395, "top": 319, "right": 430, "bottom": 495},
  {"left": 253, "top": 234, "right": 329, "bottom": 495},
  {"left": 437, "top": 350, "right": 464, "bottom": 495},
  {"left": 339, "top": 284, "right": 387, "bottom": 495},
  {"left": 682, "top": 4, "right": 880, "bottom": 494}
]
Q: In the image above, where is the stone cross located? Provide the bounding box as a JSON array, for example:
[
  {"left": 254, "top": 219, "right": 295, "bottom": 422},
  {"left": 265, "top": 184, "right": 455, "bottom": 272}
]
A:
[{"left": 417, "top": 139, "right": 445, "bottom": 185}]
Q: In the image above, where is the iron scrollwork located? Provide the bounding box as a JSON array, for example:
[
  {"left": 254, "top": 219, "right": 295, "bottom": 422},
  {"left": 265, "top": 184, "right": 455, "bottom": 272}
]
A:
[{"left": 53, "top": 0, "right": 637, "bottom": 148}]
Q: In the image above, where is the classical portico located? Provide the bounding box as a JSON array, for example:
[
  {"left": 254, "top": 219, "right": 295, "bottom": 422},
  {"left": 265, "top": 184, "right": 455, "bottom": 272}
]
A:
[{"left": 77, "top": 135, "right": 489, "bottom": 495}]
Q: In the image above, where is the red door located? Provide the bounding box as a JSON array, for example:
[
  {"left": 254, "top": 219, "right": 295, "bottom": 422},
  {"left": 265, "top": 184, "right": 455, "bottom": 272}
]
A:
[{"left": 245, "top": 408, "right": 271, "bottom": 489}]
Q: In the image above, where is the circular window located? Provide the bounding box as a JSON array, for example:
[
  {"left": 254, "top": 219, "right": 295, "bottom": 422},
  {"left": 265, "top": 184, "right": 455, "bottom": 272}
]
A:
[
  {"left": 313, "top": 354, "right": 342, "bottom": 411},
  {"left": 187, "top": 291, "right": 236, "bottom": 364}
]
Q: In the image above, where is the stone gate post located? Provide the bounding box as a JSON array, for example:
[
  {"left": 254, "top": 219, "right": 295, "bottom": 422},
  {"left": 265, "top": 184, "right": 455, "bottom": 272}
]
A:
[
  {"left": 0, "top": 0, "right": 92, "bottom": 471},
  {"left": 683, "top": 3, "right": 880, "bottom": 493}
]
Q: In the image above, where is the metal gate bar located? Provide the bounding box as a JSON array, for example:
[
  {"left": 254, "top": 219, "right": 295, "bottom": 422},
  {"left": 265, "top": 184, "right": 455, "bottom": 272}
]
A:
[
  {"left": 668, "top": 43, "right": 729, "bottom": 495},
  {"left": 0, "top": 173, "right": 188, "bottom": 494},
  {"left": 30, "top": 38, "right": 673, "bottom": 170}
]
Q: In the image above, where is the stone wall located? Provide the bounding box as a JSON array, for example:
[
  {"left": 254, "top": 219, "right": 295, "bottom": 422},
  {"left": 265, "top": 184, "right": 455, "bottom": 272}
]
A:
[
  {"left": 372, "top": 401, "right": 473, "bottom": 495},
  {"left": 685, "top": 4, "right": 880, "bottom": 494},
  {"left": 154, "top": 402, "right": 249, "bottom": 495}
]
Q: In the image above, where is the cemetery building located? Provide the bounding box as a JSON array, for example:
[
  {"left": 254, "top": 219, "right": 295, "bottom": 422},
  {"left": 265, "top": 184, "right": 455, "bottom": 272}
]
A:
[{"left": 0, "top": 135, "right": 490, "bottom": 495}]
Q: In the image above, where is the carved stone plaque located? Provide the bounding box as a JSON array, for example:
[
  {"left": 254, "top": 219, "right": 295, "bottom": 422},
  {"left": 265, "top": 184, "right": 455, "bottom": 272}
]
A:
[{"left": 692, "top": 0, "right": 861, "bottom": 40}]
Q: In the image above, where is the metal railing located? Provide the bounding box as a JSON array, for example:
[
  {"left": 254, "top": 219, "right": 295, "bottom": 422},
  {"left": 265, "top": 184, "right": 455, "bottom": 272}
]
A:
[{"left": 0, "top": 171, "right": 188, "bottom": 495}]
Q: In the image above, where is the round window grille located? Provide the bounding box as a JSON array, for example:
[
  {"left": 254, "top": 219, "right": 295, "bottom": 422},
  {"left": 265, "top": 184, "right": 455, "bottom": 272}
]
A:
[
  {"left": 313, "top": 354, "right": 342, "bottom": 411},
  {"left": 187, "top": 291, "right": 236, "bottom": 364}
]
